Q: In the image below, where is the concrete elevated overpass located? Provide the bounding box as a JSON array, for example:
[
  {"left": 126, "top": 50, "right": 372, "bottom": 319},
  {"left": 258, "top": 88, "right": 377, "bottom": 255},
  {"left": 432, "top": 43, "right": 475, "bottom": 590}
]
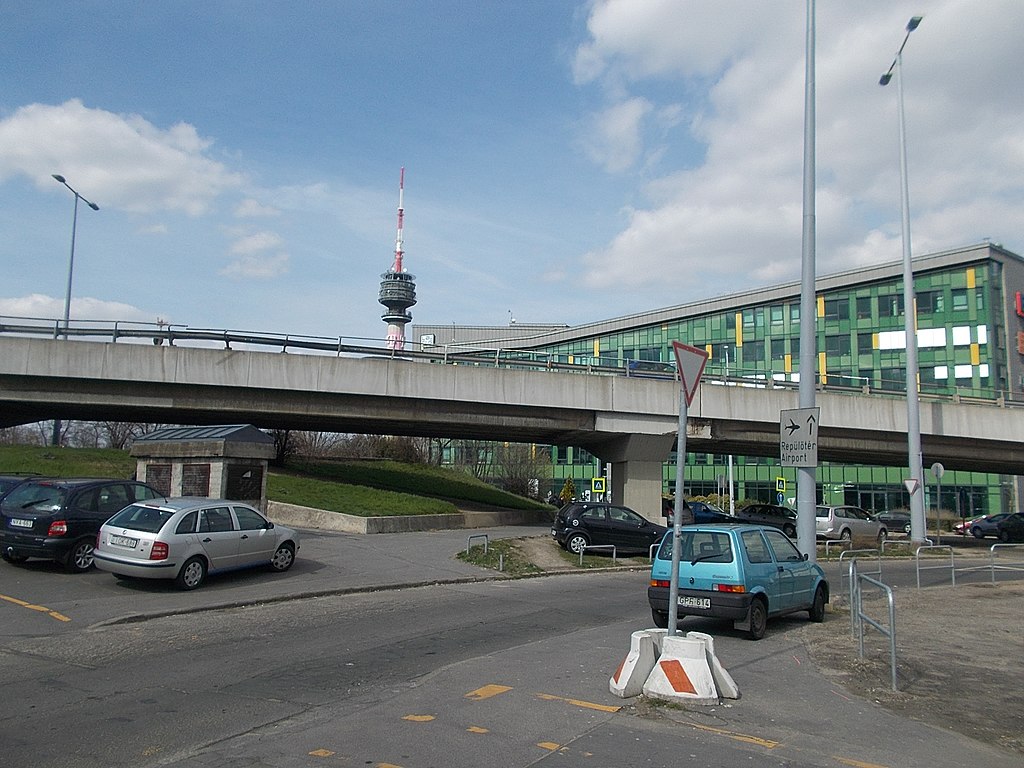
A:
[{"left": 0, "top": 336, "right": 1022, "bottom": 517}]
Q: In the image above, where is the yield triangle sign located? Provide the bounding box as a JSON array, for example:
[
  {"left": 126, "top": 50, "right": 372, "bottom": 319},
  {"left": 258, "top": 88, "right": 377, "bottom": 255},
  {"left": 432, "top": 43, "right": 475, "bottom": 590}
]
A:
[{"left": 672, "top": 341, "right": 709, "bottom": 407}]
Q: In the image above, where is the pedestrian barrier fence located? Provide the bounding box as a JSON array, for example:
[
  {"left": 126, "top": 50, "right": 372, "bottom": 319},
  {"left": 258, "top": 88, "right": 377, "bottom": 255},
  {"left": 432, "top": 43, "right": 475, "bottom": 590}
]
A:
[
  {"left": 824, "top": 539, "right": 853, "bottom": 557},
  {"left": 850, "top": 560, "right": 898, "bottom": 692},
  {"left": 989, "top": 543, "right": 1024, "bottom": 583},
  {"left": 581, "top": 544, "right": 616, "bottom": 565},
  {"left": 914, "top": 544, "right": 954, "bottom": 588},
  {"left": 466, "top": 534, "right": 489, "bottom": 555},
  {"left": 840, "top": 549, "right": 880, "bottom": 634}
]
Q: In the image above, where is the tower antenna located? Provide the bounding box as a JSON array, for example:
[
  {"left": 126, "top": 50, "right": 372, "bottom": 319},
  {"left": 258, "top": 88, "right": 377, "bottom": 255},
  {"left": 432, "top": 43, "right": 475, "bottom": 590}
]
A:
[{"left": 378, "top": 167, "right": 417, "bottom": 350}]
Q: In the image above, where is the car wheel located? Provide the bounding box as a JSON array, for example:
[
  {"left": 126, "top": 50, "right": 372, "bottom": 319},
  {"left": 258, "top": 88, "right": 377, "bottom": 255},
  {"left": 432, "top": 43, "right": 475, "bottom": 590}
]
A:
[
  {"left": 64, "top": 538, "right": 95, "bottom": 572},
  {"left": 567, "top": 533, "right": 589, "bottom": 555},
  {"left": 809, "top": 585, "right": 826, "bottom": 623},
  {"left": 747, "top": 598, "right": 768, "bottom": 640},
  {"left": 175, "top": 556, "right": 207, "bottom": 590},
  {"left": 783, "top": 523, "right": 796, "bottom": 538},
  {"left": 999, "top": 529, "right": 1011, "bottom": 543},
  {"left": 903, "top": 522, "right": 912, "bottom": 535},
  {"left": 840, "top": 528, "right": 852, "bottom": 542},
  {"left": 971, "top": 527, "right": 984, "bottom": 539},
  {"left": 877, "top": 528, "right": 888, "bottom": 545},
  {"left": 651, "top": 609, "right": 669, "bottom": 629},
  {"left": 270, "top": 542, "right": 295, "bottom": 572},
  {"left": 1, "top": 550, "right": 28, "bottom": 565}
]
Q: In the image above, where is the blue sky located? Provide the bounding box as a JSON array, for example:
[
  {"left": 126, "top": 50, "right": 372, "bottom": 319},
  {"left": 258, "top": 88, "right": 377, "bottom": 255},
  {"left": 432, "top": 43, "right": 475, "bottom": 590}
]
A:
[{"left": 2, "top": 1, "right": 1023, "bottom": 344}]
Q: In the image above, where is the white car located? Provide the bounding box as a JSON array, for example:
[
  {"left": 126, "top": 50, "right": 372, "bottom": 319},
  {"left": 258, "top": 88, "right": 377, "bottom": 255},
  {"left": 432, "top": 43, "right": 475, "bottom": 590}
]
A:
[
  {"left": 94, "top": 497, "right": 299, "bottom": 590},
  {"left": 815, "top": 504, "right": 887, "bottom": 544}
]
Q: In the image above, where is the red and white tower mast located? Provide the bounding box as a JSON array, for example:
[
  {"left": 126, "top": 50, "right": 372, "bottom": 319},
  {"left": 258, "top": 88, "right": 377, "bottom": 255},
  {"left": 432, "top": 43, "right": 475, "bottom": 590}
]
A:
[{"left": 378, "top": 167, "right": 417, "bottom": 349}]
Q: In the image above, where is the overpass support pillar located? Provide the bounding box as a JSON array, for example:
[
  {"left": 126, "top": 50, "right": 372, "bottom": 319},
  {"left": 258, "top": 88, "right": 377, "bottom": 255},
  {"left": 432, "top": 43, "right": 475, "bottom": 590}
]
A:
[{"left": 587, "top": 433, "right": 675, "bottom": 522}]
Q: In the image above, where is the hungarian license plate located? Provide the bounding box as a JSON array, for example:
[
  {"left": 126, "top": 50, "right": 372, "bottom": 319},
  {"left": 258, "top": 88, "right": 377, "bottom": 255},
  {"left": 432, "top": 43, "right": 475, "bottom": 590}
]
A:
[
  {"left": 110, "top": 535, "right": 138, "bottom": 548},
  {"left": 9, "top": 518, "right": 33, "bottom": 529},
  {"left": 678, "top": 595, "right": 711, "bottom": 609}
]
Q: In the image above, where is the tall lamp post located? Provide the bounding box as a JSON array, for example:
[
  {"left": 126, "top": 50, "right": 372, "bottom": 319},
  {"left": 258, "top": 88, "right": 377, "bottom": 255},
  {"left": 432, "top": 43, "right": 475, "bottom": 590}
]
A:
[
  {"left": 879, "top": 17, "right": 926, "bottom": 542},
  {"left": 51, "top": 173, "right": 100, "bottom": 446}
]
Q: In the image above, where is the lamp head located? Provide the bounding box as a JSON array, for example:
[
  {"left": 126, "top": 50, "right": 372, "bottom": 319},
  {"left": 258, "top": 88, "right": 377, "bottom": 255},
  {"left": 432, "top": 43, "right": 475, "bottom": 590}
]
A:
[
  {"left": 52, "top": 174, "right": 66, "bottom": 183},
  {"left": 879, "top": 73, "right": 893, "bottom": 86},
  {"left": 87, "top": 202, "right": 100, "bottom": 211},
  {"left": 906, "top": 16, "right": 922, "bottom": 32}
]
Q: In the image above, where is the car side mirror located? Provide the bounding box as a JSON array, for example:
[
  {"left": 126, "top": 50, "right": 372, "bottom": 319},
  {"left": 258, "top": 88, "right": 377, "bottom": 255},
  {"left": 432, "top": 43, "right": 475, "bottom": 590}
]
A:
[
  {"left": 266, "top": 521, "right": 275, "bottom": 530},
  {"left": 802, "top": 553, "right": 809, "bottom": 561}
]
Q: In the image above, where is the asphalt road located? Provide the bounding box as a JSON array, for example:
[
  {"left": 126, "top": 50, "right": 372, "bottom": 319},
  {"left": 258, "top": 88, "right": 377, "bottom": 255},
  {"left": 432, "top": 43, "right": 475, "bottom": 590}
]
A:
[{"left": 1, "top": 524, "right": 1021, "bottom": 768}]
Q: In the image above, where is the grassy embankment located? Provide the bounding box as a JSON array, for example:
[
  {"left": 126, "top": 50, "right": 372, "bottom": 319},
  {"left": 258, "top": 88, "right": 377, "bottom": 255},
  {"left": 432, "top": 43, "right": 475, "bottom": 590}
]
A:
[{"left": 0, "top": 447, "right": 549, "bottom": 518}]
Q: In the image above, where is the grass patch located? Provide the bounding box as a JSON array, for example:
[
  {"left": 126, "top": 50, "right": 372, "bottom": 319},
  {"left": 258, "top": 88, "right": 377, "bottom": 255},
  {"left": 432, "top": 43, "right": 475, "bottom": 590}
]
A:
[
  {"left": 285, "top": 459, "right": 550, "bottom": 511},
  {"left": 0, "top": 446, "right": 136, "bottom": 478},
  {"left": 556, "top": 548, "right": 652, "bottom": 569},
  {"left": 268, "top": 472, "right": 456, "bottom": 516},
  {"left": 457, "top": 539, "right": 544, "bottom": 577}
]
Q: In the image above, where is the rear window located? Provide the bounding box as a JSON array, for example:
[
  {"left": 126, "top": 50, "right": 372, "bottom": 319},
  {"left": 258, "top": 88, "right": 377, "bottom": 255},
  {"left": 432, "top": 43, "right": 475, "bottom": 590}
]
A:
[
  {"left": 815, "top": 507, "right": 830, "bottom": 518},
  {"left": 106, "top": 504, "right": 175, "bottom": 533},
  {"left": 657, "top": 530, "right": 735, "bottom": 564},
  {"left": 1, "top": 483, "right": 67, "bottom": 513}
]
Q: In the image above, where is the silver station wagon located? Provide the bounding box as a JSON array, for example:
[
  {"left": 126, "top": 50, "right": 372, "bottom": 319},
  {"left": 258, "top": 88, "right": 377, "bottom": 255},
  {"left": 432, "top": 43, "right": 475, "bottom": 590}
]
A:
[{"left": 94, "top": 497, "right": 299, "bottom": 590}]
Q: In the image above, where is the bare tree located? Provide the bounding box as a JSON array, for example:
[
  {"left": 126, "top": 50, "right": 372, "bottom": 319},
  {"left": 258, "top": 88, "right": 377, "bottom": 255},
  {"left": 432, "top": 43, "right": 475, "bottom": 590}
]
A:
[{"left": 495, "top": 442, "right": 551, "bottom": 498}]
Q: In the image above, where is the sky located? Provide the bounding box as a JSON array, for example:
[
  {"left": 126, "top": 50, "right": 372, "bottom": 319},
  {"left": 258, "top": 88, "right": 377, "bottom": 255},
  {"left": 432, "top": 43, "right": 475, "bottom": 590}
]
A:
[{"left": 2, "top": 1, "right": 1023, "bottom": 345}]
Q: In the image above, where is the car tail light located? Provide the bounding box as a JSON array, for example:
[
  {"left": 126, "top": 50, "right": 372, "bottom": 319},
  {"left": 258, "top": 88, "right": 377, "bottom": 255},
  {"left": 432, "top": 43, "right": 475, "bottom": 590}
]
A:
[
  {"left": 714, "top": 583, "right": 746, "bottom": 593},
  {"left": 650, "top": 579, "right": 671, "bottom": 588},
  {"left": 47, "top": 520, "right": 68, "bottom": 536},
  {"left": 150, "top": 541, "right": 169, "bottom": 560}
]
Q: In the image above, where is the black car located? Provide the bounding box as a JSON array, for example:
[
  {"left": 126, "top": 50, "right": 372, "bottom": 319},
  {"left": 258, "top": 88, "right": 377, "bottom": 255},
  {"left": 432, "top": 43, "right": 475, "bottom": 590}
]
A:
[
  {"left": 871, "top": 510, "right": 912, "bottom": 535},
  {"left": 1, "top": 478, "right": 164, "bottom": 572},
  {"left": 996, "top": 512, "right": 1024, "bottom": 543},
  {"left": 738, "top": 503, "right": 798, "bottom": 538},
  {"left": 551, "top": 502, "right": 667, "bottom": 556},
  {"left": 0, "top": 473, "right": 37, "bottom": 500},
  {"left": 664, "top": 500, "right": 732, "bottom": 525}
]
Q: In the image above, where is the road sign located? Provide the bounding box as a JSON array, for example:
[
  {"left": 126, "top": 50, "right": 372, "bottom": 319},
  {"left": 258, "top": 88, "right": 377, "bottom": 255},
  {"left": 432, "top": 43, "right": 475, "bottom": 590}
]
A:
[
  {"left": 671, "top": 341, "right": 709, "bottom": 407},
  {"left": 592, "top": 477, "right": 606, "bottom": 494},
  {"left": 780, "top": 407, "right": 820, "bottom": 467},
  {"left": 776, "top": 476, "right": 786, "bottom": 494},
  {"left": 903, "top": 478, "right": 920, "bottom": 496}
]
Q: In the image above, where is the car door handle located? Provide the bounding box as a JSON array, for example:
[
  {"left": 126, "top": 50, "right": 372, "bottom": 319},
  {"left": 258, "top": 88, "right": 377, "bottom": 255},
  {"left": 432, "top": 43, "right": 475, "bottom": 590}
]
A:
[
  {"left": 202, "top": 537, "right": 212, "bottom": 543},
  {"left": 240, "top": 534, "right": 249, "bottom": 539},
  {"left": 777, "top": 566, "right": 785, "bottom": 572}
]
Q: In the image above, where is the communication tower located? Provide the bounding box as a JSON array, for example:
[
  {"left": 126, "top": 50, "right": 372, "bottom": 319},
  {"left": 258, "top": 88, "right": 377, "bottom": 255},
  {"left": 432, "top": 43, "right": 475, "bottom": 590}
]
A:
[{"left": 378, "top": 167, "right": 417, "bottom": 349}]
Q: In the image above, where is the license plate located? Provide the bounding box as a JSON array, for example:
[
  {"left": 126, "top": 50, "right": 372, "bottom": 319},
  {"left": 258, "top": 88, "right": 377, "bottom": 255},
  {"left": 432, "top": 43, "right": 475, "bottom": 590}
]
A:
[
  {"left": 9, "top": 518, "right": 33, "bottom": 529},
  {"left": 110, "top": 535, "right": 138, "bottom": 548},
  {"left": 550, "top": 529, "right": 557, "bottom": 536},
  {"left": 678, "top": 596, "right": 711, "bottom": 609}
]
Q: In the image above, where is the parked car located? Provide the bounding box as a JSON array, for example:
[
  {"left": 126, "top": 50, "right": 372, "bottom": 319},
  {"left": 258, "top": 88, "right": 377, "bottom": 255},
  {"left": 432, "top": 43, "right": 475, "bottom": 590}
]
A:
[
  {"left": 647, "top": 524, "right": 829, "bottom": 640},
  {"left": 0, "top": 473, "right": 37, "bottom": 499},
  {"left": 965, "top": 513, "right": 1013, "bottom": 539},
  {"left": 1, "top": 478, "right": 164, "bottom": 571},
  {"left": 551, "top": 501, "right": 667, "bottom": 556},
  {"left": 664, "top": 500, "right": 739, "bottom": 526},
  {"left": 871, "top": 510, "right": 912, "bottom": 535},
  {"left": 737, "top": 503, "right": 798, "bottom": 537},
  {"left": 995, "top": 512, "right": 1024, "bottom": 543},
  {"left": 94, "top": 497, "right": 299, "bottom": 590},
  {"left": 815, "top": 504, "right": 887, "bottom": 543}
]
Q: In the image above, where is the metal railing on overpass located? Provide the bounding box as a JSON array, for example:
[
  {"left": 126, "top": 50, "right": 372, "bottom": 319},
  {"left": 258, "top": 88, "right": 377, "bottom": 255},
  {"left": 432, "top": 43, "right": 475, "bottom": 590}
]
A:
[{"left": 1, "top": 315, "right": 1019, "bottom": 409}]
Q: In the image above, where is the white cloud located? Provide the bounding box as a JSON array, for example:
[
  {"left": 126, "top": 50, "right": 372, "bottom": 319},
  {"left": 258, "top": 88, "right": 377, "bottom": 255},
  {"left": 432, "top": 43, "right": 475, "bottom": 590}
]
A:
[
  {"left": 0, "top": 99, "right": 244, "bottom": 215},
  {"left": 572, "top": 0, "right": 1024, "bottom": 300},
  {"left": 235, "top": 198, "right": 281, "bottom": 218},
  {"left": 230, "top": 231, "right": 285, "bottom": 256},
  {"left": 0, "top": 294, "right": 157, "bottom": 323},
  {"left": 219, "top": 253, "right": 290, "bottom": 280}
]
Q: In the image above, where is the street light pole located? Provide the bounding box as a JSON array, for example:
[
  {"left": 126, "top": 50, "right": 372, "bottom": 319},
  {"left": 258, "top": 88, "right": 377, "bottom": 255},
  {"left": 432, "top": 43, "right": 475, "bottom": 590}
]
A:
[
  {"left": 51, "top": 174, "right": 99, "bottom": 446},
  {"left": 880, "top": 17, "right": 926, "bottom": 543}
]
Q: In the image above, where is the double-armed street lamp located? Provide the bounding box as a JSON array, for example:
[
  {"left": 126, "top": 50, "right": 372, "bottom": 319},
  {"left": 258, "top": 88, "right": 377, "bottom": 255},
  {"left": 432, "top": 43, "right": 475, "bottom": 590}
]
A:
[
  {"left": 879, "top": 16, "right": 926, "bottom": 542},
  {"left": 50, "top": 174, "right": 99, "bottom": 445}
]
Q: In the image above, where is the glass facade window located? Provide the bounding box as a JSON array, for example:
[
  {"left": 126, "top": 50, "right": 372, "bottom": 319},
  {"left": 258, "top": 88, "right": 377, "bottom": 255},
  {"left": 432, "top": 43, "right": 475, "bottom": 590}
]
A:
[
  {"left": 879, "top": 293, "right": 904, "bottom": 317},
  {"left": 918, "top": 290, "right": 944, "bottom": 314},
  {"left": 857, "top": 332, "right": 874, "bottom": 355},
  {"left": 952, "top": 289, "right": 969, "bottom": 311},
  {"left": 823, "top": 298, "right": 847, "bottom": 321},
  {"left": 825, "top": 335, "right": 851, "bottom": 355}
]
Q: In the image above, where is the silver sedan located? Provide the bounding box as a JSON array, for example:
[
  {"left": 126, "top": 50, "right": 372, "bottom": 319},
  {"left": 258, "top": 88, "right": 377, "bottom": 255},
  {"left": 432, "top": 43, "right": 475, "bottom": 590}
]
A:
[{"left": 94, "top": 497, "right": 299, "bottom": 590}]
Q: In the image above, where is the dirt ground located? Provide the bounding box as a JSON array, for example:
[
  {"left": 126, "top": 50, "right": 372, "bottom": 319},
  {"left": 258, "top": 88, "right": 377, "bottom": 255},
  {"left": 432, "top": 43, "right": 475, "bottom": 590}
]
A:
[
  {"left": 802, "top": 579, "right": 1024, "bottom": 757},
  {"left": 514, "top": 535, "right": 1024, "bottom": 756}
]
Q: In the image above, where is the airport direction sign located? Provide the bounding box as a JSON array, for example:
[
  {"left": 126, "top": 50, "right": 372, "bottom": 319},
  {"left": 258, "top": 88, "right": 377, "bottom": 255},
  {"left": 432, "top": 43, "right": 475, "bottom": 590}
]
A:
[{"left": 780, "top": 407, "right": 820, "bottom": 467}]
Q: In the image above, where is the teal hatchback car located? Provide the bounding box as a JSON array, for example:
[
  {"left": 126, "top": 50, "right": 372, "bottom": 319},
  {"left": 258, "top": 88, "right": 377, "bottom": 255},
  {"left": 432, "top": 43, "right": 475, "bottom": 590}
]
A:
[{"left": 647, "top": 524, "right": 829, "bottom": 640}]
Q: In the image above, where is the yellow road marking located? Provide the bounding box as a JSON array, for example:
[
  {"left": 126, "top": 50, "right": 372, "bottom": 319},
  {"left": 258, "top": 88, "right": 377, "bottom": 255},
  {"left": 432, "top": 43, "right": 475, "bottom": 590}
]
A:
[
  {"left": 834, "top": 758, "right": 890, "bottom": 768},
  {"left": 308, "top": 749, "right": 335, "bottom": 757},
  {"left": 535, "top": 692, "right": 621, "bottom": 713},
  {"left": 401, "top": 714, "right": 435, "bottom": 722},
  {"left": 465, "top": 684, "right": 512, "bottom": 700},
  {"left": 467, "top": 726, "right": 489, "bottom": 734},
  {"left": 0, "top": 593, "right": 71, "bottom": 622},
  {"left": 689, "top": 722, "right": 780, "bottom": 749},
  {"left": 537, "top": 742, "right": 561, "bottom": 751}
]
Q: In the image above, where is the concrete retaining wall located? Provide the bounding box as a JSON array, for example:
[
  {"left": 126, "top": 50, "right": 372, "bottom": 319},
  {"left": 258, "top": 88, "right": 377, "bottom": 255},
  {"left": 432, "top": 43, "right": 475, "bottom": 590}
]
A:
[{"left": 267, "top": 501, "right": 553, "bottom": 534}]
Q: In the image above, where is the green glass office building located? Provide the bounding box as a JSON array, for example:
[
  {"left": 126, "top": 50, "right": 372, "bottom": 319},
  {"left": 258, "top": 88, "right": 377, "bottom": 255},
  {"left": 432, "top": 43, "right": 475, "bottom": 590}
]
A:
[{"left": 414, "top": 243, "right": 1024, "bottom": 518}]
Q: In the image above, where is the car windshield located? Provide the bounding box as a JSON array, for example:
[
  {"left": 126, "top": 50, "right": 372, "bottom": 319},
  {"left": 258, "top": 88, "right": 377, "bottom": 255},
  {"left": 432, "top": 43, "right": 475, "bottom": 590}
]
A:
[
  {"left": 106, "top": 504, "right": 175, "bottom": 533},
  {"left": 1, "top": 483, "right": 66, "bottom": 513},
  {"left": 657, "top": 530, "right": 734, "bottom": 563}
]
